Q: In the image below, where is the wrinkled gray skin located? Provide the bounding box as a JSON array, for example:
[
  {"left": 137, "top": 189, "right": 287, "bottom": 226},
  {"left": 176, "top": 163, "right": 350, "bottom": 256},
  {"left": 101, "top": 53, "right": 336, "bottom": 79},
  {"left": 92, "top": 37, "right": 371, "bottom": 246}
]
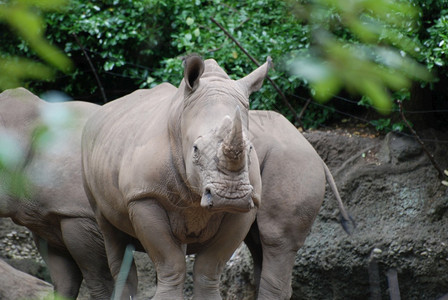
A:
[
  {"left": 246, "top": 110, "right": 351, "bottom": 300},
  {"left": 0, "top": 88, "right": 114, "bottom": 299},
  {"left": 82, "top": 55, "right": 269, "bottom": 300}
]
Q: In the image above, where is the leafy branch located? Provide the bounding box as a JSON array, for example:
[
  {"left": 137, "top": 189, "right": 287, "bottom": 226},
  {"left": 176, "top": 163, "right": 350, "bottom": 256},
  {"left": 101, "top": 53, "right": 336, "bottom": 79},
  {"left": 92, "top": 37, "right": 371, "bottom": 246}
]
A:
[{"left": 288, "top": 0, "right": 433, "bottom": 114}]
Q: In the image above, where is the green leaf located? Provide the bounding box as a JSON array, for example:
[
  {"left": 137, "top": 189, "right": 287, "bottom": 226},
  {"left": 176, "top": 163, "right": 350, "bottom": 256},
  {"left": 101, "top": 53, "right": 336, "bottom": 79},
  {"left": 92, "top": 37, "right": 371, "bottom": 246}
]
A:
[
  {"left": 104, "top": 61, "right": 115, "bottom": 71},
  {"left": 3, "top": 6, "right": 73, "bottom": 72},
  {"left": 186, "top": 17, "right": 194, "bottom": 26},
  {"left": 311, "top": 74, "right": 342, "bottom": 102},
  {"left": 0, "top": 58, "right": 54, "bottom": 89},
  {"left": 16, "top": 0, "right": 69, "bottom": 11},
  {"left": 359, "top": 79, "right": 392, "bottom": 114}
]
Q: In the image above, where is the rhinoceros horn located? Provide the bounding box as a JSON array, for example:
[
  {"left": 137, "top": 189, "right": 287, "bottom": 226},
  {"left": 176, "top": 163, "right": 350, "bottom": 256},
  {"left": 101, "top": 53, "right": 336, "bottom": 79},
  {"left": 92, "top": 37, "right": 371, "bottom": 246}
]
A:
[{"left": 220, "top": 107, "right": 246, "bottom": 171}]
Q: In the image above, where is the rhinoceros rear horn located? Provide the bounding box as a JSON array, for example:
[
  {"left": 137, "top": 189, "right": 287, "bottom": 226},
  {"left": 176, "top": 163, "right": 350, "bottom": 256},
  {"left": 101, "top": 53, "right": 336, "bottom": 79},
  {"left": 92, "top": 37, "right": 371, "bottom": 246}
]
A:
[
  {"left": 237, "top": 56, "right": 272, "bottom": 97},
  {"left": 183, "top": 54, "right": 205, "bottom": 91}
]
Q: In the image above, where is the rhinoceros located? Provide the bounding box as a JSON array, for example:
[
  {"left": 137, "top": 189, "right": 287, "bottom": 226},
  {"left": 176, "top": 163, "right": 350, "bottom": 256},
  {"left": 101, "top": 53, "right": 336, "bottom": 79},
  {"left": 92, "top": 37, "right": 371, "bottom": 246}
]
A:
[
  {"left": 81, "top": 55, "right": 270, "bottom": 299},
  {"left": 1, "top": 62, "right": 351, "bottom": 299},
  {"left": 0, "top": 88, "right": 114, "bottom": 299},
  {"left": 246, "top": 110, "right": 352, "bottom": 299}
]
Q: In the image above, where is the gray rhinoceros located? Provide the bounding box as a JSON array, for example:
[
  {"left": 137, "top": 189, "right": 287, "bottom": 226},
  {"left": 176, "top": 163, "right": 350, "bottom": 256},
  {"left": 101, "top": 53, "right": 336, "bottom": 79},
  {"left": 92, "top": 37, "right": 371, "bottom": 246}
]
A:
[
  {"left": 0, "top": 88, "right": 114, "bottom": 299},
  {"left": 1, "top": 62, "right": 351, "bottom": 300},
  {"left": 246, "top": 110, "right": 352, "bottom": 300},
  {"left": 81, "top": 55, "right": 269, "bottom": 299}
]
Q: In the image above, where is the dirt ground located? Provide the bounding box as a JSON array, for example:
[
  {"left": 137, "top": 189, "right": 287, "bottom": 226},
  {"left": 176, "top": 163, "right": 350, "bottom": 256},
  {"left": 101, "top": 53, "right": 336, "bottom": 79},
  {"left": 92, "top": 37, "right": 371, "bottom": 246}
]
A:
[{"left": 1, "top": 128, "right": 447, "bottom": 299}]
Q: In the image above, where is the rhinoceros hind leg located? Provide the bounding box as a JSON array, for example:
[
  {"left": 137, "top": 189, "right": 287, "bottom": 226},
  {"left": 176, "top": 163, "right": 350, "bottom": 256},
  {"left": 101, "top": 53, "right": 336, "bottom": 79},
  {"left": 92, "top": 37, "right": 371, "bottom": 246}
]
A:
[
  {"left": 95, "top": 213, "right": 138, "bottom": 300},
  {"left": 244, "top": 221, "right": 262, "bottom": 294},
  {"left": 256, "top": 207, "right": 320, "bottom": 300},
  {"left": 61, "top": 217, "right": 115, "bottom": 300},
  {"left": 34, "top": 234, "right": 82, "bottom": 300},
  {"left": 257, "top": 245, "right": 297, "bottom": 300}
]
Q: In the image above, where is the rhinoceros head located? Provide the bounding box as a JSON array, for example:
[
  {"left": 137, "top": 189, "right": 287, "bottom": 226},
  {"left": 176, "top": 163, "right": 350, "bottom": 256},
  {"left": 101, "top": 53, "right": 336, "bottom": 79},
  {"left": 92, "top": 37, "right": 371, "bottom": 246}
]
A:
[{"left": 179, "top": 55, "right": 270, "bottom": 213}]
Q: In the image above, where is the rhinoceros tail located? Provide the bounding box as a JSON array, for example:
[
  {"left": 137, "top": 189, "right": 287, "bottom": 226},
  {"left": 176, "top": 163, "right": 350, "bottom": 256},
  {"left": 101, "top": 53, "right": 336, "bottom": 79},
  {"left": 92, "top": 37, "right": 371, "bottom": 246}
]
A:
[{"left": 323, "top": 162, "right": 356, "bottom": 235}]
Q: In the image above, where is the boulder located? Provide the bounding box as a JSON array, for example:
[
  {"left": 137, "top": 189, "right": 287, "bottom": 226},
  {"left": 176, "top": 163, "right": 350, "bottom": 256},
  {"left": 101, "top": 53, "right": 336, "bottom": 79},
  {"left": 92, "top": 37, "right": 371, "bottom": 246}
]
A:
[{"left": 0, "top": 258, "right": 53, "bottom": 300}]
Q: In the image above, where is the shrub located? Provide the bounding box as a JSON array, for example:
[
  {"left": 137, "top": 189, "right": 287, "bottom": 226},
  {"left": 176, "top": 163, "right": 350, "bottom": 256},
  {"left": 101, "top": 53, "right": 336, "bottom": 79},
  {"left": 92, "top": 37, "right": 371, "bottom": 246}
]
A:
[{"left": 1, "top": 0, "right": 446, "bottom": 129}]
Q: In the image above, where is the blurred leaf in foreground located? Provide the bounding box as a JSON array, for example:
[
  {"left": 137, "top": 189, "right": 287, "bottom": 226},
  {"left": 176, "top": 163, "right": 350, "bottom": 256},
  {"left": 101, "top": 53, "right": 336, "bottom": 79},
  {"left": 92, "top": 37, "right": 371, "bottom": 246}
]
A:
[
  {"left": 289, "top": 0, "right": 433, "bottom": 114},
  {"left": 0, "top": 0, "right": 72, "bottom": 90}
]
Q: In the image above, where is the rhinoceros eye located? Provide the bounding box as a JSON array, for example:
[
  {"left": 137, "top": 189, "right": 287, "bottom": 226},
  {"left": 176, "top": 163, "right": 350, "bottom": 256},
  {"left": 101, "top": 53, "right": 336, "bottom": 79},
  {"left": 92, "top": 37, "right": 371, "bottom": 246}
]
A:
[{"left": 192, "top": 145, "right": 200, "bottom": 163}]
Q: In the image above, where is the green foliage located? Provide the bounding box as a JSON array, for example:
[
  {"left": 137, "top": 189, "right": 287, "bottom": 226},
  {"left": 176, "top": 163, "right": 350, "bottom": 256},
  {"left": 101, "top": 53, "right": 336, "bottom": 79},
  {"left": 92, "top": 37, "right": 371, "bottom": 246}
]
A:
[
  {"left": 1, "top": 0, "right": 446, "bottom": 129},
  {"left": 422, "top": 9, "right": 448, "bottom": 69},
  {"left": 4, "top": 0, "right": 323, "bottom": 124},
  {"left": 288, "top": 0, "right": 432, "bottom": 114},
  {"left": 0, "top": 0, "right": 72, "bottom": 89},
  {"left": 358, "top": 89, "right": 408, "bottom": 132},
  {"left": 150, "top": 0, "right": 310, "bottom": 116},
  {"left": 0, "top": 1, "right": 72, "bottom": 200},
  {"left": 369, "top": 118, "right": 407, "bottom": 132},
  {"left": 2, "top": 0, "right": 175, "bottom": 97}
]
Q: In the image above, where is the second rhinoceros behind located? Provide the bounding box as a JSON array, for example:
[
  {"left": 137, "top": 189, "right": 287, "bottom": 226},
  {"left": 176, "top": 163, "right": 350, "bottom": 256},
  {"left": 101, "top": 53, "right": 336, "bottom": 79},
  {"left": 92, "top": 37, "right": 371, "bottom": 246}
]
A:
[
  {"left": 0, "top": 88, "right": 114, "bottom": 299},
  {"left": 82, "top": 55, "right": 270, "bottom": 299}
]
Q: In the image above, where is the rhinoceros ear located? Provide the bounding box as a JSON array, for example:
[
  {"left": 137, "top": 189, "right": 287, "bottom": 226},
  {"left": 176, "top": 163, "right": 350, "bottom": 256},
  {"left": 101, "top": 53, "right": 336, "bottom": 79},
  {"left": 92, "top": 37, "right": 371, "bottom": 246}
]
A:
[
  {"left": 237, "top": 56, "right": 272, "bottom": 97},
  {"left": 183, "top": 54, "right": 205, "bottom": 92}
]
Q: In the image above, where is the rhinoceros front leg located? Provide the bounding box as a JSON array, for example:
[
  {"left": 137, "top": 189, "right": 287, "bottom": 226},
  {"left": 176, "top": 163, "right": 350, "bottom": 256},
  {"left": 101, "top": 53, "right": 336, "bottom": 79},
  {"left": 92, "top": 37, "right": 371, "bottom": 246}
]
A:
[
  {"left": 95, "top": 212, "right": 138, "bottom": 300},
  {"left": 193, "top": 210, "right": 257, "bottom": 300},
  {"left": 128, "top": 199, "right": 186, "bottom": 300},
  {"left": 33, "top": 234, "right": 83, "bottom": 299}
]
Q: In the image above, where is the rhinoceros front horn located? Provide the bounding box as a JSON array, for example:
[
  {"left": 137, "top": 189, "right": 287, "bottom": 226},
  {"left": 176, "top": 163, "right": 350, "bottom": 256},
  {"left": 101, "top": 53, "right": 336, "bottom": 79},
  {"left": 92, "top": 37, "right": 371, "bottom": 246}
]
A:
[{"left": 220, "top": 108, "right": 246, "bottom": 171}]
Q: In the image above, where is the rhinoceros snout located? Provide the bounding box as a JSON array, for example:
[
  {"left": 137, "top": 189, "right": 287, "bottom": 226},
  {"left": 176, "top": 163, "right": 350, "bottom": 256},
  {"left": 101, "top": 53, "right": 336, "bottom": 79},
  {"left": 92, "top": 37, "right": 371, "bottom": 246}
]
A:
[{"left": 200, "top": 184, "right": 254, "bottom": 212}]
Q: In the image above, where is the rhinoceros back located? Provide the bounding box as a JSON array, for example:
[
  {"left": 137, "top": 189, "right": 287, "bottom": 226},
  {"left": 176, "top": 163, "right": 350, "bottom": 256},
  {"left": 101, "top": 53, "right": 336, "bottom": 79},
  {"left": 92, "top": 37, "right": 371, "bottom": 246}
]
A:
[
  {"left": 0, "top": 88, "right": 100, "bottom": 220},
  {"left": 82, "top": 84, "right": 179, "bottom": 224}
]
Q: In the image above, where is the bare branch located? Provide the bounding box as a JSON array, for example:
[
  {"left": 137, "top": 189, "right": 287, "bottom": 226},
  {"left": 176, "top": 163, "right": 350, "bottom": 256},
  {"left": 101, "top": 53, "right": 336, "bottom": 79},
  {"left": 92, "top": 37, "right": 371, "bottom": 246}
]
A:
[
  {"left": 210, "top": 17, "right": 304, "bottom": 128},
  {"left": 73, "top": 33, "right": 107, "bottom": 103},
  {"left": 397, "top": 100, "right": 444, "bottom": 179}
]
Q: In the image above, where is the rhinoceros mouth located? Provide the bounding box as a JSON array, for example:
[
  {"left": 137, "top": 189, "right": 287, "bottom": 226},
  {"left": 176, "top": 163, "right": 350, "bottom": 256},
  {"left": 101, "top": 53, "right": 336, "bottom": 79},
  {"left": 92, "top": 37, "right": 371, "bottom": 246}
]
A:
[
  {"left": 214, "top": 181, "right": 253, "bottom": 199},
  {"left": 200, "top": 182, "right": 254, "bottom": 212}
]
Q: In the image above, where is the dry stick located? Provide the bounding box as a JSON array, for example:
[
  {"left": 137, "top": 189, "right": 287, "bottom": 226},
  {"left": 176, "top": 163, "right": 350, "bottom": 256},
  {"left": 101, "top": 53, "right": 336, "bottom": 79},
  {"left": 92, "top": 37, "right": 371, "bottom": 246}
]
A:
[
  {"left": 368, "top": 253, "right": 381, "bottom": 300},
  {"left": 397, "top": 100, "right": 444, "bottom": 179},
  {"left": 298, "top": 98, "right": 312, "bottom": 128},
  {"left": 210, "top": 17, "right": 304, "bottom": 129},
  {"left": 73, "top": 33, "right": 108, "bottom": 103},
  {"left": 386, "top": 269, "right": 401, "bottom": 300}
]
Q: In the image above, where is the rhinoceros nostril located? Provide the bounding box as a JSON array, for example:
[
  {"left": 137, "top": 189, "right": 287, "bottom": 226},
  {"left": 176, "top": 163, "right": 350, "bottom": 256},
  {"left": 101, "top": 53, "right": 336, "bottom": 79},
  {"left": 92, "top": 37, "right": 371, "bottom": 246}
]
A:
[
  {"left": 205, "top": 189, "right": 213, "bottom": 207},
  {"left": 201, "top": 187, "right": 213, "bottom": 208}
]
